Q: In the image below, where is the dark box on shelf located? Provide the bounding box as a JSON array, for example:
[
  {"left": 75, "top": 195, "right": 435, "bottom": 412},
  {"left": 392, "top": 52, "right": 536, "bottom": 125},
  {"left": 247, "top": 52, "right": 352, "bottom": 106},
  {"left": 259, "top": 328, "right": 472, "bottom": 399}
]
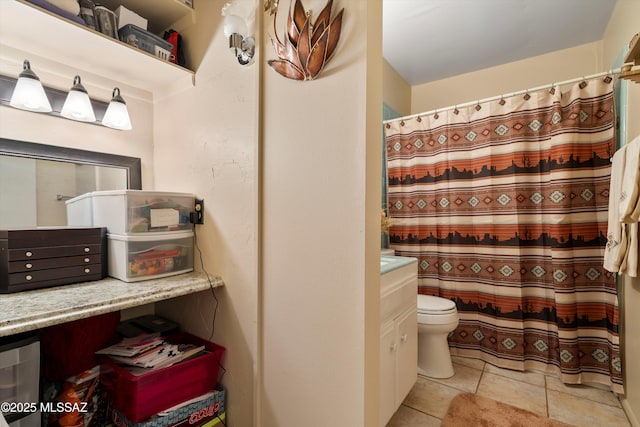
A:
[
  {"left": 100, "top": 332, "right": 226, "bottom": 423},
  {"left": 0, "top": 227, "right": 107, "bottom": 293}
]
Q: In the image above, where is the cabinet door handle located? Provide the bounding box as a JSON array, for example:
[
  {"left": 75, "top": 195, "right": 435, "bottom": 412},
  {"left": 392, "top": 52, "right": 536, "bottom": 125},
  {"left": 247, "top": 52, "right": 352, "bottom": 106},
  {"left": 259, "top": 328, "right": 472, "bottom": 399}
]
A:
[
  {"left": 390, "top": 343, "right": 397, "bottom": 352},
  {"left": 400, "top": 333, "right": 408, "bottom": 343}
]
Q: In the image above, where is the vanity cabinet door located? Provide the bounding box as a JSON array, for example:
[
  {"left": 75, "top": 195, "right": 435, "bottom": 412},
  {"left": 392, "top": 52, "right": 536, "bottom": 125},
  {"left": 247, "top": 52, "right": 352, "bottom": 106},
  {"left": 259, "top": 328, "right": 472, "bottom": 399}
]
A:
[
  {"left": 395, "top": 305, "right": 417, "bottom": 405},
  {"left": 380, "top": 319, "right": 396, "bottom": 426}
]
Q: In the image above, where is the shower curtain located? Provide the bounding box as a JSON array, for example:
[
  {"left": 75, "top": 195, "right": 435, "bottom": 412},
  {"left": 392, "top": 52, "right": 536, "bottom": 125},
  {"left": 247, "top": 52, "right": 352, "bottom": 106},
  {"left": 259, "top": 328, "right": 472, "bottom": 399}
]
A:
[{"left": 384, "top": 77, "right": 622, "bottom": 393}]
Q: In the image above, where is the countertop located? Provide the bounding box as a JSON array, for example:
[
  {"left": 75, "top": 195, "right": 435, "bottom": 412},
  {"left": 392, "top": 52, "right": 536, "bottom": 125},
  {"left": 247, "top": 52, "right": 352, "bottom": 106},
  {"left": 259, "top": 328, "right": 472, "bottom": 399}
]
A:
[
  {"left": 0, "top": 272, "right": 224, "bottom": 337},
  {"left": 380, "top": 255, "right": 418, "bottom": 274}
]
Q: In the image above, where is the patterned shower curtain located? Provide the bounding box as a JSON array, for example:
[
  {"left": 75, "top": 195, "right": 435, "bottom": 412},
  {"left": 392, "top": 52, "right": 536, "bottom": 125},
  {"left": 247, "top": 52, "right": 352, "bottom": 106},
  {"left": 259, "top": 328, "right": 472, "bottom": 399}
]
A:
[{"left": 384, "top": 77, "right": 622, "bottom": 393}]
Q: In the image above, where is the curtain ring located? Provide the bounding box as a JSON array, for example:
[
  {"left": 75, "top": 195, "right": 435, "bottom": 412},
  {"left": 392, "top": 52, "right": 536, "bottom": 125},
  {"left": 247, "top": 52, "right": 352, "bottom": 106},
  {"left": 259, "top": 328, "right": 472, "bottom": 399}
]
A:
[
  {"left": 416, "top": 116, "right": 422, "bottom": 123},
  {"left": 604, "top": 70, "right": 614, "bottom": 84},
  {"left": 475, "top": 100, "right": 481, "bottom": 111},
  {"left": 433, "top": 109, "right": 439, "bottom": 120},
  {"left": 523, "top": 90, "right": 531, "bottom": 101},
  {"left": 453, "top": 105, "right": 459, "bottom": 115},
  {"left": 579, "top": 76, "right": 588, "bottom": 89},
  {"left": 499, "top": 95, "right": 506, "bottom": 106}
]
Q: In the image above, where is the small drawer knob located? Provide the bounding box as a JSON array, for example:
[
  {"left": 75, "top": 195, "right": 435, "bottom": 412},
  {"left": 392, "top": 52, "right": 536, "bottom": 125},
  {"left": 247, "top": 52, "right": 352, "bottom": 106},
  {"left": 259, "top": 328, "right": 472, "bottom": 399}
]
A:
[
  {"left": 84, "top": 258, "right": 90, "bottom": 263},
  {"left": 84, "top": 268, "right": 91, "bottom": 274},
  {"left": 25, "top": 251, "right": 33, "bottom": 257},
  {"left": 25, "top": 275, "right": 32, "bottom": 281},
  {"left": 25, "top": 263, "right": 33, "bottom": 269},
  {"left": 84, "top": 247, "right": 90, "bottom": 253}
]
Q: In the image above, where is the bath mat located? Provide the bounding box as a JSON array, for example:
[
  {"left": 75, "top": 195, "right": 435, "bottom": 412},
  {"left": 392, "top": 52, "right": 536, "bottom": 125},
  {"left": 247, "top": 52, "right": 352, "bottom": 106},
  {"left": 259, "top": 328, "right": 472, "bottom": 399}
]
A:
[{"left": 441, "top": 393, "right": 575, "bottom": 427}]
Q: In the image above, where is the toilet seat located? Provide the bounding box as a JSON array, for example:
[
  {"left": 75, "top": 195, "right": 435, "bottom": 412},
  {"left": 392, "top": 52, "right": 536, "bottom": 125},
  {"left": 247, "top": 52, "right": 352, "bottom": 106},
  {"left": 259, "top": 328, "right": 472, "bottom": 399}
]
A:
[{"left": 417, "top": 295, "right": 457, "bottom": 315}]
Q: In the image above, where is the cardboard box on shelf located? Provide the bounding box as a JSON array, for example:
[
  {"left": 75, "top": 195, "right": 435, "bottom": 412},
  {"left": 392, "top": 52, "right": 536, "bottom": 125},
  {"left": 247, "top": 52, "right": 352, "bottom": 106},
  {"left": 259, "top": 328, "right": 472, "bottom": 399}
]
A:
[{"left": 115, "top": 5, "right": 147, "bottom": 30}]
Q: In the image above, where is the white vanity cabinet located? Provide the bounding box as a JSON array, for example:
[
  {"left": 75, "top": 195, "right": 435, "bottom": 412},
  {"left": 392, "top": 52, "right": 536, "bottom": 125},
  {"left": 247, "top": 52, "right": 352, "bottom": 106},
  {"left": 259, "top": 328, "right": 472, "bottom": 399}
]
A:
[{"left": 379, "top": 256, "right": 418, "bottom": 426}]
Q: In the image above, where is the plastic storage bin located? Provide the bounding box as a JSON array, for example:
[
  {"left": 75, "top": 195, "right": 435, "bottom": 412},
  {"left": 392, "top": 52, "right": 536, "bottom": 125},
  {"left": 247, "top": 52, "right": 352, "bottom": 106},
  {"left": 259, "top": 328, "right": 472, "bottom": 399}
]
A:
[
  {"left": 7, "top": 412, "right": 40, "bottom": 427},
  {"left": 119, "top": 24, "right": 174, "bottom": 60},
  {"left": 67, "top": 190, "right": 194, "bottom": 234},
  {"left": 0, "top": 334, "right": 40, "bottom": 424},
  {"left": 107, "top": 231, "right": 194, "bottom": 282},
  {"left": 100, "top": 333, "right": 226, "bottom": 423}
]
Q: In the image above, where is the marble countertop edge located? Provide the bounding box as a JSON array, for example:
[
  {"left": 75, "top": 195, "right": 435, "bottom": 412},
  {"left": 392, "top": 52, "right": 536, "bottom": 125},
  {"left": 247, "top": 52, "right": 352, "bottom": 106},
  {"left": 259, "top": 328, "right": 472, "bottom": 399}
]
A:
[{"left": 0, "top": 272, "right": 224, "bottom": 337}]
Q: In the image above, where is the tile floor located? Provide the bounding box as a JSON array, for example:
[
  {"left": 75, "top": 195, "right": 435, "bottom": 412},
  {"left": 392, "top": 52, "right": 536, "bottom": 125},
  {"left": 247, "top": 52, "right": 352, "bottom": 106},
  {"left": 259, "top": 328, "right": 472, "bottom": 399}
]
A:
[{"left": 387, "top": 355, "right": 631, "bottom": 427}]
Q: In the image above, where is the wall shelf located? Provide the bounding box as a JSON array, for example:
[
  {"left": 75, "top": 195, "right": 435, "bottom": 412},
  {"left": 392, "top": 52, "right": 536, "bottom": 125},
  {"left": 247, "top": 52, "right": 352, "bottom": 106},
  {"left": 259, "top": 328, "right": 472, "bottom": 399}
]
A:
[
  {"left": 0, "top": 0, "right": 195, "bottom": 95},
  {"left": 0, "top": 272, "right": 224, "bottom": 337}
]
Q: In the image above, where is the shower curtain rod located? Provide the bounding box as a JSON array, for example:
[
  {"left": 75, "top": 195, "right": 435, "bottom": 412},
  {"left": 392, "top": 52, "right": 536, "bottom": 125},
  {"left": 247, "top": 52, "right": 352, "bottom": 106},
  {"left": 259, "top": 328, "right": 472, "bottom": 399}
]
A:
[{"left": 383, "top": 67, "right": 623, "bottom": 124}]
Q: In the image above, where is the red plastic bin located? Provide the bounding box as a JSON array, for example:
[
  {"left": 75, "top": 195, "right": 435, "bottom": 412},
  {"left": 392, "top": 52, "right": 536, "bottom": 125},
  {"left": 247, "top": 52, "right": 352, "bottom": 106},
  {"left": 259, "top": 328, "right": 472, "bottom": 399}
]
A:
[{"left": 100, "top": 332, "right": 225, "bottom": 423}]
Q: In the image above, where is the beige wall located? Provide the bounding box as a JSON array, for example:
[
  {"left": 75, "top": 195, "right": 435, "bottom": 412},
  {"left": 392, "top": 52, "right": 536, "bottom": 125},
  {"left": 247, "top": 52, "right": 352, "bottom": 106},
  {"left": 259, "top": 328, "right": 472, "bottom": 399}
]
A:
[
  {"left": 152, "top": 1, "right": 258, "bottom": 426},
  {"left": 260, "top": 0, "right": 382, "bottom": 425},
  {"left": 383, "top": 58, "right": 411, "bottom": 116},
  {"left": 603, "top": 1, "right": 640, "bottom": 425},
  {"left": 410, "top": 41, "right": 604, "bottom": 115}
]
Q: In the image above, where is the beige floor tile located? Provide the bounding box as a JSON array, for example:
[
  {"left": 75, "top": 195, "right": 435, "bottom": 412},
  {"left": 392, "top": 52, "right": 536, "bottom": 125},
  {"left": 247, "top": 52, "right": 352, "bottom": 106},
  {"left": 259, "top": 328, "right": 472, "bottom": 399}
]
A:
[
  {"left": 476, "top": 371, "right": 547, "bottom": 416},
  {"left": 402, "top": 376, "right": 463, "bottom": 419},
  {"left": 423, "top": 362, "right": 483, "bottom": 393},
  {"left": 547, "top": 389, "right": 630, "bottom": 427},
  {"left": 545, "top": 375, "right": 622, "bottom": 408},
  {"left": 450, "top": 355, "right": 485, "bottom": 371},
  {"left": 386, "top": 405, "right": 441, "bottom": 427},
  {"left": 483, "top": 362, "right": 546, "bottom": 387}
]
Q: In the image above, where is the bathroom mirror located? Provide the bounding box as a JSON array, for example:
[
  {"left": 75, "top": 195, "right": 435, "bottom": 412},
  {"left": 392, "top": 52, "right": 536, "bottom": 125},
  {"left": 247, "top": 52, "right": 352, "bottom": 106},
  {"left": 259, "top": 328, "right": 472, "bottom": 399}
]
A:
[{"left": 0, "top": 138, "right": 141, "bottom": 228}]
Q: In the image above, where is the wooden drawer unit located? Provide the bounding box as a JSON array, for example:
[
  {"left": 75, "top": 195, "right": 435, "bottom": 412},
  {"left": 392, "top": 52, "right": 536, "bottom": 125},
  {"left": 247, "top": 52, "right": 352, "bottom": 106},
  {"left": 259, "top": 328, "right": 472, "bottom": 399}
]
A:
[{"left": 0, "top": 228, "right": 107, "bottom": 293}]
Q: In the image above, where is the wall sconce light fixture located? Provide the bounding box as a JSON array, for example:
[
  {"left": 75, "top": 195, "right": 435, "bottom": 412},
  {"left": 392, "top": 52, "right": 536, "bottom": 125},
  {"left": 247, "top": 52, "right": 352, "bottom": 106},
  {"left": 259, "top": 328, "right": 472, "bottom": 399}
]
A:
[
  {"left": 102, "top": 87, "right": 132, "bottom": 130},
  {"left": 222, "top": 2, "right": 255, "bottom": 65},
  {"left": 0, "top": 60, "right": 132, "bottom": 130},
  {"left": 61, "top": 75, "right": 96, "bottom": 122},
  {"left": 9, "top": 60, "right": 52, "bottom": 113}
]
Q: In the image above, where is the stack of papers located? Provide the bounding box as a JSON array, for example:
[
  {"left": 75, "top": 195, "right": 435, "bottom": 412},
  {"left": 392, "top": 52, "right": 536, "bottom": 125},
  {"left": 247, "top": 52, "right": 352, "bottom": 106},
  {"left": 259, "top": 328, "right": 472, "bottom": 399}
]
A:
[{"left": 96, "top": 334, "right": 206, "bottom": 375}]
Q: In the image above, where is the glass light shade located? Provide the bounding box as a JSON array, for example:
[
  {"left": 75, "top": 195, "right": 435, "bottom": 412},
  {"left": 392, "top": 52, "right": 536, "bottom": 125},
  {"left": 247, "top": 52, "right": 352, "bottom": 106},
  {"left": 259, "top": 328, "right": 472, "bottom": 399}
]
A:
[
  {"left": 102, "top": 88, "right": 132, "bottom": 130},
  {"left": 9, "top": 60, "right": 52, "bottom": 112},
  {"left": 223, "top": 14, "right": 248, "bottom": 37},
  {"left": 61, "top": 76, "right": 96, "bottom": 122}
]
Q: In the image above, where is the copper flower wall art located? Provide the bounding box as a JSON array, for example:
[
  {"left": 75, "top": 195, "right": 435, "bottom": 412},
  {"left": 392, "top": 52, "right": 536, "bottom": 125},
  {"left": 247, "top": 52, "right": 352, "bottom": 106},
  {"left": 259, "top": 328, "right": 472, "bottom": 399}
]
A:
[{"left": 268, "top": 0, "right": 344, "bottom": 81}]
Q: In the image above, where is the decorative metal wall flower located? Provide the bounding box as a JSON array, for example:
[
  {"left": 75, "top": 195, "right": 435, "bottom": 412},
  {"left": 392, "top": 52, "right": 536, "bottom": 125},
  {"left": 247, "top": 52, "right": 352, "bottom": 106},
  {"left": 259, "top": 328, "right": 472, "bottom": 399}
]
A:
[{"left": 268, "top": 0, "right": 344, "bottom": 81}]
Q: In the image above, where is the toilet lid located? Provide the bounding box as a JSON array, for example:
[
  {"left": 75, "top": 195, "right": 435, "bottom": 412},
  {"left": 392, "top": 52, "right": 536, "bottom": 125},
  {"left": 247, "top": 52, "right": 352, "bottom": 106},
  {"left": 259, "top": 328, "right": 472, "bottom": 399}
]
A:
[{"left": 417, "top": 295, "right": 457, "bottom": 314}]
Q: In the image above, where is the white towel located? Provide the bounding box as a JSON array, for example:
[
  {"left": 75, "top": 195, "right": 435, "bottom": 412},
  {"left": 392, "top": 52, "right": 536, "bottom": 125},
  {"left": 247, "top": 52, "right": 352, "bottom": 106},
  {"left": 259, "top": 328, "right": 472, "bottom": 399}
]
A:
[
  {"left": 604, "top": 146, "right": 628, "bottom": 273},
  {"left": 620, "top": 135, "right": 640, "bottom": 223},
  {"left": 622, "top": 222, "right": 638, "bottom": 277}
]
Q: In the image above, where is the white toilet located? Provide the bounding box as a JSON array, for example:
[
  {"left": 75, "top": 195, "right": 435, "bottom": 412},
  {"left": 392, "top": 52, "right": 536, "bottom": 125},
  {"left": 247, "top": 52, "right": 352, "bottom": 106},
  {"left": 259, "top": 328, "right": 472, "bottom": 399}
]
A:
[{"left": 417, "top": 294, "right": 459, "bottom": 378}]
